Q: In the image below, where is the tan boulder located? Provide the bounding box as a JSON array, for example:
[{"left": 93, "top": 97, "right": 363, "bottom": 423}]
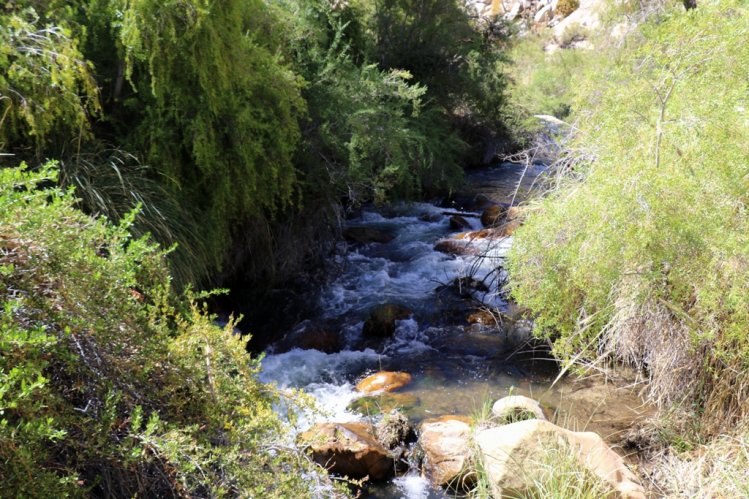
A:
[
  {"left": 300, "top": 422, "right": 394, "bottom": 480},
  {"left": 492, "top": 395, "right": 547, "bottom": 423},
  {"left": 476, "top": 419, "right": 645, "bottom": 498},
  {"left": 356, "top": 371, "right": 412, "bottom": 394},
  {"left": 418, "top": 415, "right": 474, "bottom": 489}
]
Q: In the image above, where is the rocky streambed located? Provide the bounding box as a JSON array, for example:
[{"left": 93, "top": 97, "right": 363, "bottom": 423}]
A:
[{"left": 259, "top": 162, "right": 652, "bottom": 498}]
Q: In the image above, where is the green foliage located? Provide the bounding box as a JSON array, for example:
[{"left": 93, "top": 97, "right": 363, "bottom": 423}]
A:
[
  {"left": 116, "top": 0, "right": 306, "bottom": 268},
  {"left": 0, "top": 164, "right": 331, "bottom": 496},
  {"left": 508, "top": 0, "right": 749, "bottom": 433},
  {"left": 0, "top": 7, "right": 99, "bottom": 159}
]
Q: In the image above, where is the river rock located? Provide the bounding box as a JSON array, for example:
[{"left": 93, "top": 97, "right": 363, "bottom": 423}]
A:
[
  {"left": 343, "top": 226, "right": 396, "bottom": 244},
  {"left": 300, "top": 422, "right": 394, "bottom": 480},
  {"left": 362, "top": 303, "right": 412, "bottom": 337},
  {"left": 419, "top": 415, "right": 474, "bottom": 490},
  {"left": 449, "top": 215, "right": 472, "bottom": 231},
  {"left": 475, "top": 419, "right": 645, "bottom": 498},
  {"left": 481, "top": 205, "right": 507, "bottom": 227},
  {"left": 492, "top": 395, "right": 547, "bottom": 423},
  {"left": 434, "top": 239, "right": 479, "bottom": 256},
  {"left": 467, "top": 309, "right": 497, "bottom": 326},
  {"left": 356, "top": 371, "right": 413, "bottom": 394},
  {"left": 275, "top": 322, "right": 341, "bottom": 353}
]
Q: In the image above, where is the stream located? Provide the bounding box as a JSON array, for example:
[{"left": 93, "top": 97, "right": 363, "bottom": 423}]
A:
[{"left": 259, "top": 162, "right": 582, "bottom": 497}]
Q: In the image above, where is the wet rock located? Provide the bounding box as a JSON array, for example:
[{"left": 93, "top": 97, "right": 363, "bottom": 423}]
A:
[
  {"left": 434, "top": 239, "right": 479, "bottom": 256},
  {"left": 475, "top": 419, "right": 645, "bottom": 498},
  {"left": 348, "top": 392, "right": 420, "bottom": 416},
  {"left": 449, "top": 215, "right": 471, "bottom": 231},
  {"left": 455, "top": 225, "right": 516, "bottom": 240},
  {"left": 275, "top": 322, "right": 341, "bottom": 353},
  {"left": 419, "top": 415, "right": 474, "bottom": 490},
  {"left": 343, "top": 226, "right": 396, "bottom": 244},
  {"left": 419, "top": 212, "right": 442, "bottom": 222},
  {"left": 356, "top": 371, "right": 413, "bottom": 394},
  {"left": 492, "top": 395, "right": 547, "bottom": 423},
  {"left": 362, "top": 304, "right": 412, "bottom": 338},
  {"left": 481, "top": 205, "right": 507, "bottom": 227},
  {"left": 467, "top": 309, "right": 497, "bottom": 326},
  {"left": 300, "top": 422, "right": 394, "bottom": 480}
]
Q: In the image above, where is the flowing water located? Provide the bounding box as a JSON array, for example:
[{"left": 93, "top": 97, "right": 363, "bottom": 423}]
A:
[{"left": 260, "top": 162, "right": 562, "bottom": 497}]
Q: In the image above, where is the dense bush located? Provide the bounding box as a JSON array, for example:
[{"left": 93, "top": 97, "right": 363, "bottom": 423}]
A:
[
  {"left": 0, "top": 164, "right": 329, "bottom": 496},
  {"left": 508, "top": 1, "right": 749, "bottom": 434},
  {"left": 1, "top": 0, "right": 511, "bottom": 288}
]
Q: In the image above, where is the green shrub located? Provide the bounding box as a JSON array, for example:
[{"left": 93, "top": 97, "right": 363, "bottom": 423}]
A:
[
  {"left": 0, "top": 163, "right": 333, "bottom": 496},
  {"left": 508, "top": 0, "right": 749, "bottom": 435}
]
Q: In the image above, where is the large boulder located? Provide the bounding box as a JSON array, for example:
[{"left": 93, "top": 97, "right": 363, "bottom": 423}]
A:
[
  {"left": 355, "top": 371, "right": 413, "bottom": 394},
  {"left": 418, "top": 415, "right": 474, "bottom": 490},
  {"left": 362, "top": 303, "right": 412, "bottom": 338},
  {"left": 300, "top": 422, "right": 394, "bottom": 480},
  {"left": 475, "top": 419, "right": 645, "bottom": 498},
  {"left": 491, "top": 395, "right": 547, "bottom": 423},
  {"left": 343, "top": 226, "right": 396, "bottom": 244}
]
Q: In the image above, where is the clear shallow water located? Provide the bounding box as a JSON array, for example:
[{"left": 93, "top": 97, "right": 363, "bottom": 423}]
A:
[{"left": 259, "top": 163, "right": 555, "bottom": 498}]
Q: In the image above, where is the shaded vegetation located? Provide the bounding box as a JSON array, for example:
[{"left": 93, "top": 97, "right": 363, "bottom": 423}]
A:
[{"left": 0, "top": 164, "right": 331, "bottom": 496}]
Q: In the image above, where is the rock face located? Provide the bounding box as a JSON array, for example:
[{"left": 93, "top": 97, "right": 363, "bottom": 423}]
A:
[
  {"left": 419, "top": 416, "right": 474, "bottom": 489},
  {"left": 362, "top": 304, "right": 412, "bottom": 337},
  {"left": 356, "top": 371, "right": 413, "bottom": 394},
  {"left": 475, "top": 419, "right": 645, "bottom": 498},
  {"left": 492, "top": 395, "right": 547, "bottom": 423},
  {"left": 300, "top": 422, "right": 394, "bottom": 480},
  {"left": 343, "top": 226, "right": 395, "bottom": 244}
]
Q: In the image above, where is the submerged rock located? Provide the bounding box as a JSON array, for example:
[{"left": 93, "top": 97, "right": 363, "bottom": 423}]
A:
[
  {"left": 362, "top": 304, "right": 412, "bottom": 338},
  {"left": 343, "top": 226, "right": 396, "bottom": 244},
  {"left": 475, "top": 419, "right": 645, "bottom": 498},
  {"left": 356, "top": 371, "right": 413, "bottom": 394},
  {"left": 300, "top": 422, "right": 394, "bottom": 480},
  {"left": 418, "top": 415, "right": 474, "bottom": 490},
  {"left": 492, "top": 395, "right": 547, "bottom": 423},
  {"left": 348, "top": 392, "right": 420, "bottom": 416}
]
